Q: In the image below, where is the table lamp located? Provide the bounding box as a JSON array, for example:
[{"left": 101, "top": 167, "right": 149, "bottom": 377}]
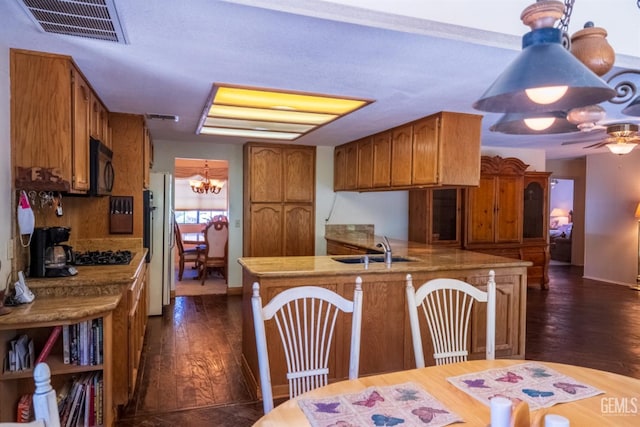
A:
[{"left": 633, "top": 203, "right": 640, "bottom": 291}]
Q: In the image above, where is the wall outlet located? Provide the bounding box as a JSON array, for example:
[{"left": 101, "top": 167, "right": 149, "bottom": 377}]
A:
[{"left": 235, "top": 219, "right": 241, "bottom": 228}]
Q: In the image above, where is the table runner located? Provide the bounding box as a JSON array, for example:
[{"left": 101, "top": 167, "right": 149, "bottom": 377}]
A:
[
  {"left": 298, "top": 382, "right": 463, "bottom": 427},
  {"left": 446, "top": 362, "right": 604, "bottom": 410}
]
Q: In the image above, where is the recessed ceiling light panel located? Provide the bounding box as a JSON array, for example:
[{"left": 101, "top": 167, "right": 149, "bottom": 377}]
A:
[{"left": 196, "top": 83, "right": 373, "bottom": 140}]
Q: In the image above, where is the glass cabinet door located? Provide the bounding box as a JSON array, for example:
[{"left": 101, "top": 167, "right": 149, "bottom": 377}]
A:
[
  {"left": 523, "top": 181, "right": 544, "bottom": 239},
  {"left": 432, "top": 188, "right": 460, "bottom": 243}
]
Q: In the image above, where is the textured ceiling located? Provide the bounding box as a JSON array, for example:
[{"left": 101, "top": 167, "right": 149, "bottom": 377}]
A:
[{"left": 1, "top": 0, "right": 639, "bottom": 160}]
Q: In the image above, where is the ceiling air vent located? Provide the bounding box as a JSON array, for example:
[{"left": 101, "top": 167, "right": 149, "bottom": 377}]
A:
[
  {"left": 146, "top": 114, "right": 179, "bottom": 122},
  {"left": 18, "top": 0, "right": 128, "bottom": 43}
]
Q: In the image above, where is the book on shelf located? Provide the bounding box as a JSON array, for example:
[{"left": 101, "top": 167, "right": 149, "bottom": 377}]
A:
[
  {"left": 16, "top": 393, "right": 32, "bottom": 423},
  {"left": 36, "top": 325, "right": 62, "bottom": 364},
  {"left": 62, "top": 320, "right": 103, "bottom": 367},
  {"left": 62, "top": 325, "right": 70, "bottom": 364},
  {"left": 4, "top": 334, "right": 34, "bottom": 372}
]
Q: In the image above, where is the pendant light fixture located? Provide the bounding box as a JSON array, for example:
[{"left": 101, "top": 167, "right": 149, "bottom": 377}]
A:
[
  {"left": 490, "top": 111, "right": 579, "bottom": 134},
  {"left": 473, "top": 1, "right": 615, "bottom": 114},
  {"left": 190, "top": 161, "right": 224, "bottom": 195}
]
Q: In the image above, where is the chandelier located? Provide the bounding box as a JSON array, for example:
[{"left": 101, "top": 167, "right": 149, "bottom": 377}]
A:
[{"left": 190, "top": 161, "right": 224, "bottom": 194}]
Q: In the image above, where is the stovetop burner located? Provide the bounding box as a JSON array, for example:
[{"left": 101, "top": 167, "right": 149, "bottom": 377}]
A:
[{"left": 73, "top": 250, "right": 133, "bottom": 266}]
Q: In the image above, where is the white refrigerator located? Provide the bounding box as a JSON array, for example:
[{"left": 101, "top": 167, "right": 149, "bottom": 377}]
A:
[{"left": 148, "top": 172, "right": 175, "bottom": 315}]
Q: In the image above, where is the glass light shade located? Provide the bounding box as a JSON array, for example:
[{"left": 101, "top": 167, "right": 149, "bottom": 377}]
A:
[
  {"left": 606, "top": 142, "right": 637, "bottom": 155},
  {"left": 524, "top": 116, "right": 556, "bottom": 130},
  {"left": 550, "top": 208, "right": 567, "bottom": 217},
  {"left": 634, "top": 203, "right": 640, "bottom": 218},
  {"left": 490, "top": 111, "right": 578, "bottom": 134},
  {"left": 525, "top": 86, "right": 568, "bottom": 104},
  {"left": 473, "top": 28, "right": 615, "bottom": 113}
]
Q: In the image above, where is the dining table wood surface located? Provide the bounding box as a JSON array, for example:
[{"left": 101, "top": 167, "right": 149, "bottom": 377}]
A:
[{"left": 253, "top": 359, "right": 640, "bottom": 426}]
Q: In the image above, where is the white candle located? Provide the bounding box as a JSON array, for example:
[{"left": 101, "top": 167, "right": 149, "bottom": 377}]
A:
[
  {"left": 545, "top": 414, "right": 570, "bottom": 427},
  {"left": 490, "top": 396, "right": 512, "bottom": 427}
]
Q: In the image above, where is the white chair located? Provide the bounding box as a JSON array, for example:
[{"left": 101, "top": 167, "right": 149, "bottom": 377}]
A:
[
  {"left": 406, "top": 270, "right": 496, "bottom": 367},
  {"left": 0, "top": 362, "right": 60, "bottom": 427},
  {"left": 251, "top": 278, "right": 363, "bottom": 414}
]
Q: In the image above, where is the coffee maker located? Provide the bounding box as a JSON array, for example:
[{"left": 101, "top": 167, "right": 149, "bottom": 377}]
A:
[{"left": 30, "top": 227, "right": 78, "bottom": 278}]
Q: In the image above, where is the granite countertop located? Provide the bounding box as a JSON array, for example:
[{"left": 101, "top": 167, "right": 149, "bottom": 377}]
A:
[
  {"left": 25, "top": 249, "right": 148, "bottom": 297},
  {"left": 0, "top": 243, "right": 148, "bottom": 327},
  {"left": 239, "top": 232, "right": 530, "bottom": 277},
  {"left": 0, "top": 294, "right": 119, "bottom": 327}
]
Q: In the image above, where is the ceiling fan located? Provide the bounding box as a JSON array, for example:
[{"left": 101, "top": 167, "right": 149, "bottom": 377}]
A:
[{"left": 561, "top": 123, "right": 640, "bottom": 154}]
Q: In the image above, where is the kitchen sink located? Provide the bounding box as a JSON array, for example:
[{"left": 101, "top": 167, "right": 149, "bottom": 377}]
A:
[{"left": 331, "top": 255, "right": 416, "bottom": 264}]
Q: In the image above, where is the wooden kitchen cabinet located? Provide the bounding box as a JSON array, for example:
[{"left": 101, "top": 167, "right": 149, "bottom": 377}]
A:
[
  {"left": 334, "top": 111, "right": 482, "bottom": 192},
  {"left": 464, "top": 156, "right": 550, "bottom": 289},
  {"left": 90, "top": 91, "right": 110, "bottom": 149},
  {"left": 409, "top": 188, "right": 462, "bottom": 246},
  {"left": 11, "top": 49, "right": 108, "bottom": 194},
  {"left": 127, "top": 264, "right": 148, "bottom": 399},
  {"left": 372, "top": 132, "right": 391, "bottom": 188},
  {"left": 71, "top": 66, "right": 91, "bottom": 192},
  {"left": 244, "top": 143, "right": 316, "bottom": 257},
  {"left": 357, "top": 137, "right": 373, "bottom": 189},
  {"left": 142, "top": 125, "right": 152, "bottom": 190}
]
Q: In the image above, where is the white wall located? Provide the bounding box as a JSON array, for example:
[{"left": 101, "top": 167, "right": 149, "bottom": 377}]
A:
[
  {"left": 151, "top": 139, "right": 244, "bottom": 288},
  {"left": 481, "top": 146, "right": 546, "bottom": 171},
  {"left": 583, "top": 151, "right": 640, "bottom": 286},
  {"left": 0, "top": 45, "right": 12, "bottom": 288}
]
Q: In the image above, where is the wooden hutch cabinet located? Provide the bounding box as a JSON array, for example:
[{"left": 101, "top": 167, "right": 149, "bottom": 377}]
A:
[
  {"left": 243, "top": 143, "right": 316, "bottom": 257},
  {"left": 463, "top": 156, "right": 550, "bottom": 289}
]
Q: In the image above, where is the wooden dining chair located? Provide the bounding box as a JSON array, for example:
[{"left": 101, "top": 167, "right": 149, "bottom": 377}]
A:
[
  {"left": 251, "top": 278, "right": 364, "bottom": 414},
  {"left": 173, "top": 222, "right": 200, "bottom": 281},
  {"left": 197, "top": 219, "right": 228, "bottom": 285},
  {"left": 405, "top": 270, "right": 496, "bottom": 367},
  {"left": 0, "top": 362, "right": 60, "bottom": 427}
]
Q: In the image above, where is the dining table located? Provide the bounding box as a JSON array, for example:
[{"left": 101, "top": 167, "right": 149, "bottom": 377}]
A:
[{"left": 253, "top": 359, "right": 640, "bottom": 426}]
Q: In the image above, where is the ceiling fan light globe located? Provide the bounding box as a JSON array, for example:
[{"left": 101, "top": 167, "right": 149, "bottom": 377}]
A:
[{"left": 606, "top": 142, "right": 637, "bottom": 155}]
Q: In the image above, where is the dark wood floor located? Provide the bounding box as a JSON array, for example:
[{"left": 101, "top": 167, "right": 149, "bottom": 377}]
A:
[{"left": 116, "top": 265, "right": 640, "bottom": 426}]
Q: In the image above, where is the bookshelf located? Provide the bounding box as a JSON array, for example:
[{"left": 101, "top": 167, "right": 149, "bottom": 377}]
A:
[{"left": 0, "top": 312, "right": 113, "bottom": 426}]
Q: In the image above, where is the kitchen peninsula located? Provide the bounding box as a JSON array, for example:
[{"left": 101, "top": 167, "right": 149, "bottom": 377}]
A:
[
  {"left": 0, "top": 240, "right": 148, "bottom": 426},
  {"left": 239, "top": 231, "right": 531, "bottom": 400}
]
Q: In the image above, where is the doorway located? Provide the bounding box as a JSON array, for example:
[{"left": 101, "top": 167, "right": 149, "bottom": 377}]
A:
[{"left": 173, "top": 157, "right": 229, "bottom": 295}]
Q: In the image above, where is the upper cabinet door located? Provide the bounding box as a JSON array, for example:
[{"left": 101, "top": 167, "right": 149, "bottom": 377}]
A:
[
  {"left": 249, "top": 145, "right": 283, "bottom": 203},
  {"left": 372, "top": 132, "right": 391, "bottom": 188},
  {"left": 284, "top": 147, "right": 315, "bottom": 203},
  {"left": 391, "top": 124, "right": 413, "bottom": 187},
  {"left": 412, "top": 116, "right": 439, "bottom": 185},
  {"left": 334, "top": 145, "right": 347, "bottom": 191},
  {"left": 357, "top": 137, "right": 373, "bottom": 190},
  {"left": 71, "top": 66, "right": 91, "bottom": 192}
]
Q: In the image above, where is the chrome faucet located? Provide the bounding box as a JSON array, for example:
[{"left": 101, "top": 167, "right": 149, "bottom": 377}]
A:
[{"left": 376, "top": 236, "right": 392, "bottom": 265}]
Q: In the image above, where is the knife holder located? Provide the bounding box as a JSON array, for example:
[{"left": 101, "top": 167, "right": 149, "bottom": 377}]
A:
[{"left": 109, "top": 196, "right": 134, "bottom": 234}]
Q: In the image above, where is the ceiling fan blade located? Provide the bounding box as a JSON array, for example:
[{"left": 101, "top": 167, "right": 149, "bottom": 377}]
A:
[
  {"left": 583, "top": 141, "right": 607, "bottom": 149},
  {"left": 561, "top": 135, "right": 607, "bottom": 146}
]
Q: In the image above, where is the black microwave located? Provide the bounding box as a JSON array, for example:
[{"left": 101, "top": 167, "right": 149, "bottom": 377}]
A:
[{"left": 90, "top": 137, "right": 115, "bottom": 196}]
